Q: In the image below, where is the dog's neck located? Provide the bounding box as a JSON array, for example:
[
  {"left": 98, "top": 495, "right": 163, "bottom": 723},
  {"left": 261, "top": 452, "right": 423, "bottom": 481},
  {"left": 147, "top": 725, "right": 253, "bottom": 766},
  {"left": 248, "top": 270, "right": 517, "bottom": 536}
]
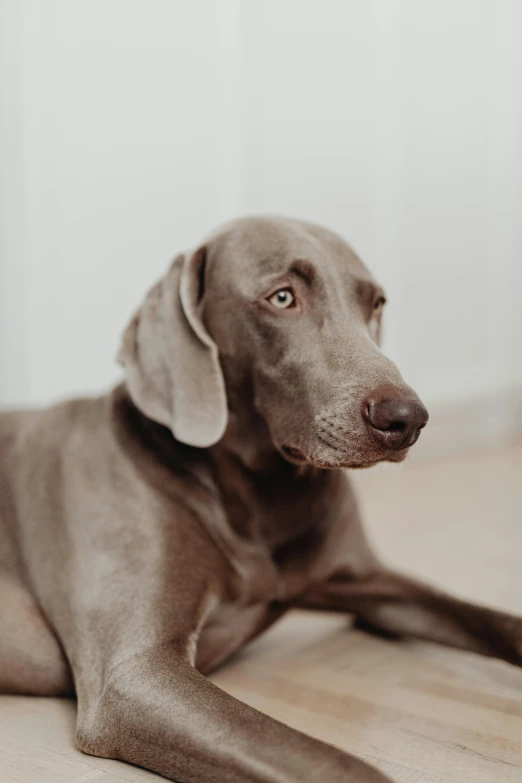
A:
[
  {"left": 112, "top": 382, "right": 295, "bottom": 475},
  {"left": 207, "top": 397, "right": 332, "bottom": 550},
  {"left": 111, "top": 384, "right": 327, "bottom": 551},
  {"left": 213, "top": 408, "right": 283, "bottom": 473}
]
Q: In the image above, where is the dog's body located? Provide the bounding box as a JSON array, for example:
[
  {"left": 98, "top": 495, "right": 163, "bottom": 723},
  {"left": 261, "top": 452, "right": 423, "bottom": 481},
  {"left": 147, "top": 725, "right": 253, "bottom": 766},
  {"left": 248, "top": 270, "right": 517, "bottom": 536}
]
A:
[
  {"left": 1, "top": 217, "right": 521, "bottom": 783},
  {"left": 0, "top": 388, "right": 371, "bottom": 689}
]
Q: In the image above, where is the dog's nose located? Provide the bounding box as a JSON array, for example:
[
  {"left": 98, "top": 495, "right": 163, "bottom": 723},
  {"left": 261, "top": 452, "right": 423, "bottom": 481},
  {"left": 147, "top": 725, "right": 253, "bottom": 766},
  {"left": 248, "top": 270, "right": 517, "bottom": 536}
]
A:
[{"left": 362, "top": 389, "right": 429, "bottom": 450}]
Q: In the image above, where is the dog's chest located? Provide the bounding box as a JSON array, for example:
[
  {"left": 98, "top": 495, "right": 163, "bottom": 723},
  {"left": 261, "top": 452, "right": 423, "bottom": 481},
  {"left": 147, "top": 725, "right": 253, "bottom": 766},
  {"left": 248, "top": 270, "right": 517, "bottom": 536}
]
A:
[
  {"left": 193, "top": 541, "right": 289, "bottom": 674},
  {"left": 193, "top": 522, "right": 339, "bottom": 674},
  {"left": 192, "top": 464, "right": 353, "bottom": 673},
  {"left": 195, "top": 598, "right": 286, "bottom": 674}
]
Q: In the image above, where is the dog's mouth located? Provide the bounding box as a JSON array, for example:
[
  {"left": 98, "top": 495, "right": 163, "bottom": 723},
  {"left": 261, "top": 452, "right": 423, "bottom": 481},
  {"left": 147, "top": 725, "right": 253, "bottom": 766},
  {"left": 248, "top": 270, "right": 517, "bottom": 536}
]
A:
[
  {"left": 280, "top": 444, "right": 308, "bottom": 464},
  {"left": 281, "top": 441, "right": 412, "bottom": 470},
  {"left": 281, "top": 442, "right": 380, "bottom": 469}
]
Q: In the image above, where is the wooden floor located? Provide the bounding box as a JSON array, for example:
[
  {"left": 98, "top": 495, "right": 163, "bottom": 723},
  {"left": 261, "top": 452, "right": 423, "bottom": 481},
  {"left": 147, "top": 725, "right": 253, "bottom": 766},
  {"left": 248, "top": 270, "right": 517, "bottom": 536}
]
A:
[{"left": 2, "top": 442, "right": 522, "bottom": 782}]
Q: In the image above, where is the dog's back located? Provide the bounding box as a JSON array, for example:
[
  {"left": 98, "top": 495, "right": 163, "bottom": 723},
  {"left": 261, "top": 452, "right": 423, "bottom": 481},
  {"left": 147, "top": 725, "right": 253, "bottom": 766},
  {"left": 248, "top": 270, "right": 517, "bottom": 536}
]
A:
[
  {"left": 0, "top": 406, "right": 76, "bottom": 694},
  {"left": 0, "top": 409, "right": 33, "bottom": 573}
]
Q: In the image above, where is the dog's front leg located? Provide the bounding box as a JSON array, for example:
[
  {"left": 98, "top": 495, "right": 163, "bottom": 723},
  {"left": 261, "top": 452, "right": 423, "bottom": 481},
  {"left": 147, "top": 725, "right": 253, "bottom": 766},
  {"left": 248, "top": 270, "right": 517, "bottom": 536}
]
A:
[
  {"left": 296, "top": 568, "right": 522, "bottom": 666},
  {"left": 75, "top": 640, "right": 391, "bottom": 783}
]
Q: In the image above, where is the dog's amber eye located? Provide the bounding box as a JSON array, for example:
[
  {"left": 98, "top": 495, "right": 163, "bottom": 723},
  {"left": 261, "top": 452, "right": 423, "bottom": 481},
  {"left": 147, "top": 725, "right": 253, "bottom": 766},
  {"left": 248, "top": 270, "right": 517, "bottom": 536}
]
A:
[{"left": 268, "top": 288, "right": 296, "bottom": 309}]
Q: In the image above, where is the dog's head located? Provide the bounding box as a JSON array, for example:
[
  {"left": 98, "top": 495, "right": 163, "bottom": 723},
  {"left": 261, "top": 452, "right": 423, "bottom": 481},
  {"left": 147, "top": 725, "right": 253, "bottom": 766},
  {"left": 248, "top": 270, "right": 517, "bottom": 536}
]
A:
[{"left": 119, "top": 216, "right": 428, "bottom": 469}]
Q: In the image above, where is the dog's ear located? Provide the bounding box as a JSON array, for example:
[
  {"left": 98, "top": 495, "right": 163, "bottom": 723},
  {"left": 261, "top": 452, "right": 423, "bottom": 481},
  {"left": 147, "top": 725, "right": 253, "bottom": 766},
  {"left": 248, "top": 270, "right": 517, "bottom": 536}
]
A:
[{"left": 117, "top": 248, "right": 228, "bottom": 447}]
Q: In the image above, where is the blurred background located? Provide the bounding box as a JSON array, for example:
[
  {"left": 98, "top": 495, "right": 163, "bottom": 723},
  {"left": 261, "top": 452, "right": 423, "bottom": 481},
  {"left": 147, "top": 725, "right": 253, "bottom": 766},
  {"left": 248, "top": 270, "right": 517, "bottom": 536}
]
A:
[
  {"left": 1, "top": 0, "right": 521, "bottom": 462},
  {"left": 2, "top": 6, "right": 522, "bottom": 779}
]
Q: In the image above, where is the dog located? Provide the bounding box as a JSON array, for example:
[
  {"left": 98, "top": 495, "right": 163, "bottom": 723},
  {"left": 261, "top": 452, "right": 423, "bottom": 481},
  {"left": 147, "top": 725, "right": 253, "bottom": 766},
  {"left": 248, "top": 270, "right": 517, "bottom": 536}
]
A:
[{"left": 1, "top": 216, "right": 521, "bottom": 783}]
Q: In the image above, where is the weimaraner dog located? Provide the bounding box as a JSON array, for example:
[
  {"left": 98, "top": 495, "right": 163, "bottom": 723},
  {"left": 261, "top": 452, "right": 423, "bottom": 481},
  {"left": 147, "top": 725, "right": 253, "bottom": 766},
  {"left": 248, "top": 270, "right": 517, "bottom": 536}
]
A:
[{"left": 1, "top": 216, "right": 521, "bottom": 783}]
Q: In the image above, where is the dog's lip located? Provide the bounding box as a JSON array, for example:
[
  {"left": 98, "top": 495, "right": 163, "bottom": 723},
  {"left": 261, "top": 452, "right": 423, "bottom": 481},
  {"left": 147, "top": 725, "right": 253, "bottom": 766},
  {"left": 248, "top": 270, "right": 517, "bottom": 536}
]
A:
[
  {"left": 309, "top": 443, "right": 413, "bottom": 470},
  {"left": 280, "top": 444, "right": 308, "bottom": 463},
  {"left": 281, "top": 441, "right": 413, "bottom": 470},
  {"left": 281, "top": 445, "right": 379, "bottom": 470}
]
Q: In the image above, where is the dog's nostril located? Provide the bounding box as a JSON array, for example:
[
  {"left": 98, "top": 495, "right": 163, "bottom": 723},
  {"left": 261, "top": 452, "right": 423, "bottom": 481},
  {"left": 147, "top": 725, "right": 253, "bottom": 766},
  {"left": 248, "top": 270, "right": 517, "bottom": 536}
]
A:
[
  {"left": 386, "top": 420, "right": 407, "bottom": 433},
  {"left": 382, "top": 419, "right": 408, "bottom": 432}
]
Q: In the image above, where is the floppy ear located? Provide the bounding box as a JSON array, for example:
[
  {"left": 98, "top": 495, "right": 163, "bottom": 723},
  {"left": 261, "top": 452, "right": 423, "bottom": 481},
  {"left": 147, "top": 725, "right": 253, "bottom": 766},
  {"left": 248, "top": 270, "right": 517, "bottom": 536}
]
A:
[{"left": 117, "top": 248, "right": 228, "bottom": 448}]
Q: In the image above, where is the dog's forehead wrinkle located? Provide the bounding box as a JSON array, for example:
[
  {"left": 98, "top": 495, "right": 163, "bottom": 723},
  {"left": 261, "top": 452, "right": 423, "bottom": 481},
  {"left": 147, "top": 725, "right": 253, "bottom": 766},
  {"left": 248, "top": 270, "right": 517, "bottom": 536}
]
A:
[
  {"left": 207, "top": 215, "right": 368, "bottom": 281},
  {"left": 213, "top": 218, "right": 306, "bottom": 258},
  {"left": 356, "top": 277, "right": 381, "bottom": 299},
  {"left": 203, "top": 214, "right": 364, "bottom": 268}
]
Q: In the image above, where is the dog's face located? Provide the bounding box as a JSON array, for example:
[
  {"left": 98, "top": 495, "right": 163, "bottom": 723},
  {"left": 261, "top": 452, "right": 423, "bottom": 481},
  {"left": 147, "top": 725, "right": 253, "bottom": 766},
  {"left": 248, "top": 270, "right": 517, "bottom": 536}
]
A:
[
  {"left": 203, "top": 217, "right": 428, "bottom": 469},
  {"left": 119, "top": 216, "right": 428, "bottom": 469}
]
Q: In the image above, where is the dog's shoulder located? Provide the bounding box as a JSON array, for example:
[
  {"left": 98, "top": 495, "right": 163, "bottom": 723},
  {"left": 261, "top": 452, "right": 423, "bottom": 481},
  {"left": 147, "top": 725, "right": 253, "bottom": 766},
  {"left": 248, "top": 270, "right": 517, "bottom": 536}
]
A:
[
  {"left": 0, "top": 407, "right": 43, "bottom": 467},
  {"left": 0, "top": 395, "right": 107, "bottom": 453}
]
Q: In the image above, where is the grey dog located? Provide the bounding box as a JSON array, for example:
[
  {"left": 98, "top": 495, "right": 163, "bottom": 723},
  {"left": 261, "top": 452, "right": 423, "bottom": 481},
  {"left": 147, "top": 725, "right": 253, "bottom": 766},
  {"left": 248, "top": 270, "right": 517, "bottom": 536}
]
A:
[{"left": 1, "top": 217, "right": 520, "bottom": 782}]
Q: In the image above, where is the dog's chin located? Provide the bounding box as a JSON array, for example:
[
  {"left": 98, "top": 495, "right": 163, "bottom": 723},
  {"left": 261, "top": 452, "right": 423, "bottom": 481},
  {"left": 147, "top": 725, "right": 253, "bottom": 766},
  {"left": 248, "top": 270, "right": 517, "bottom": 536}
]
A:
[{"left": 280, "top": 442, "right": 411, "bottom": 470}]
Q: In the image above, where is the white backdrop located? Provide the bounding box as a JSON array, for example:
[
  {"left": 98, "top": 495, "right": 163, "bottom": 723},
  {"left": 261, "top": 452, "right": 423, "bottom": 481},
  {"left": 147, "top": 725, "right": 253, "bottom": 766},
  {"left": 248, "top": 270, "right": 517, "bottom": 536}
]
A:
[{"left": 1, "top": 0, "right": 521, "bottom": 454}]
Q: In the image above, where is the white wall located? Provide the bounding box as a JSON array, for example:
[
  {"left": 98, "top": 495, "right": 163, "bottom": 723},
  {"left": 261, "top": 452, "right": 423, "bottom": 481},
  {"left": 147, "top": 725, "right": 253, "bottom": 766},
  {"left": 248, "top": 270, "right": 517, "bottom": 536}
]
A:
[
  {"left": 1, "top": 0, "right": 521, "bottom": 452},
  {"left": 1, "top": 0, "right": 241, "bottom": 405}
]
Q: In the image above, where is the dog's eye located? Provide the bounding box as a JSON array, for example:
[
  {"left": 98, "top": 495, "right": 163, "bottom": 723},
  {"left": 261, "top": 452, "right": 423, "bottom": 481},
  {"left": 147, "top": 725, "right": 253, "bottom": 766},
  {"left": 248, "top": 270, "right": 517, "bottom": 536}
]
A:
[
  {"left": 373, "top": 295, "right": 386, "bottom": 313},
  {"left": 268, "top": 288, "right": 296, "bottom": 309}
]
